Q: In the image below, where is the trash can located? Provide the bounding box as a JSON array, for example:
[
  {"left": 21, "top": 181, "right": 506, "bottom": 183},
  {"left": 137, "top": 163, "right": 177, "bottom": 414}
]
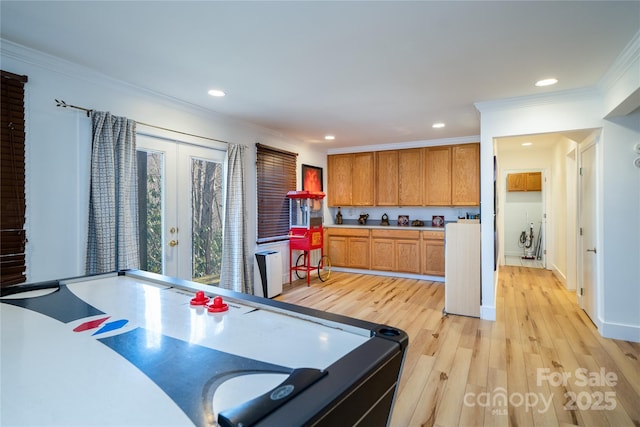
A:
[{"left": 254, "top": 251, "right": 282, "bottom": 298}]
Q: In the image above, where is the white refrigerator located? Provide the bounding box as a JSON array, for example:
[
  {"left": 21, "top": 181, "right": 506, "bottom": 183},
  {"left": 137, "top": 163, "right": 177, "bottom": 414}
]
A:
[{"left": 444, "top": 222, "right": 481, "bottom": 317}]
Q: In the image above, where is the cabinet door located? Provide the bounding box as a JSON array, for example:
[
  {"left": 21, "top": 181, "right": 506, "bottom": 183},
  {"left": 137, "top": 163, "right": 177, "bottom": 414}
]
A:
[
  {"left": 370, "top": 238, "right": 395, "bottom": 271},
  {"left": 507, "top": 173, "right": 526, "bottom": 191},
  {"left": 398, "top": 149, "right": 423, "bottom": 206},
  {"left": 328, "top": 154, "right": 352, "bottom": 206},
  {"left": 526, "top": 172, "right": 542, "bottom": 191},
  {"left": 424, "top": 146, "right": 452, "bottom": 205},
  {"left": 375, "top": 151, "right": 399, "bottom": 206},
  {"left": 422, "top": 239, "right": 445, "bottom": 276},
  {"left": 396, "top": 239, "right": 421, "bottom": 273},
  {"left": 451, "top": 143, "right": 479, "bottom": 206},
  {"left": 348, "top": 237, "right": 371, "bottom": 269},
  {"left": 327, "top": 235, "right": 349, "bottom": 267},
  {"left": 352, "top": 152, "right": 374, "bottom": 206}
]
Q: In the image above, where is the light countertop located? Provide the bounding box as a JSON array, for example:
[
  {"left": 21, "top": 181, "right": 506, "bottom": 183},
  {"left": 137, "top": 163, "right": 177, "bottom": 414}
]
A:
[{"left": 324, "top": 219, "right": 448, "bottom": 231}]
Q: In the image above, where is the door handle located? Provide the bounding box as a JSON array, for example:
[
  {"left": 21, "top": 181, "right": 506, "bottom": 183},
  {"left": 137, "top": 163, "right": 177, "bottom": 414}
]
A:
[
  {"left": 586, "top": 248, "right": 596, "bottom": 253},
  {"left": 169, "top": 239, "right": 178, "bottom": 247}
]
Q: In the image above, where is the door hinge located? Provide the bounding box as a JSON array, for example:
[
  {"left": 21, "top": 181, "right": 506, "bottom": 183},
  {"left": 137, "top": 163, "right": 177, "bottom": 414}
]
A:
[
  {"left": 580, "top": 167, "right": 584, "bottom": 176},
  {"left": 580, "top": 227, "right": 583, "bottom": 236},
  {"left": 544, "top": 249, "right": 547, "bottom": 255},
  {"left": 580, "top": 288, "right": 584, "bottom": 296}
]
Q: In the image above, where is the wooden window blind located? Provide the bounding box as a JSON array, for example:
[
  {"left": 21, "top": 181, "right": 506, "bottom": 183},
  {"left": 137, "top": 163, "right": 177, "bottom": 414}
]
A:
[
  {"left": 1, "top": 70, "right": 28, "bottom": 287},
  {"left": 256, "top": 143, "right": 297, "bottom": 244}
]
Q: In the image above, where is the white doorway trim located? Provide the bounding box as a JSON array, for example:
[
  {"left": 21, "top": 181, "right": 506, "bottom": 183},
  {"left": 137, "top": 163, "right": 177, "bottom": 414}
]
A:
[{"left": 577, "top": 131, "right": 601, "bottom": 327}]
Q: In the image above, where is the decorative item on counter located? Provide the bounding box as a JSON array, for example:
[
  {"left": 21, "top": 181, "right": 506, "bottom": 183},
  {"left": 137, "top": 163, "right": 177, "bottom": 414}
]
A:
[
  {"left": 397, "top": 215, "right": 409, "bottom": 226},
  {"left": 335, "top": 207, "right": 343, "bottom": 224},
  {"left": 411, "top": 219, "right": 425, "bottom": 227},
  {"left": 358, "top": 213, "right": 369, "bottom": 225},
  {"left": 432, "top": 215, "right": 445, "bottom": 227},
  {"left": 380, "top": 213, "right": 390, "bottom": 226}
]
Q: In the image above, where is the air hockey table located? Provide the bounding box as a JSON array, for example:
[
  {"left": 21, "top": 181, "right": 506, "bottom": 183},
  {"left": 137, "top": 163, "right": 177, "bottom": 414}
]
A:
[{"left": 1, "top": 269, "right": 408, "bottom": 427}]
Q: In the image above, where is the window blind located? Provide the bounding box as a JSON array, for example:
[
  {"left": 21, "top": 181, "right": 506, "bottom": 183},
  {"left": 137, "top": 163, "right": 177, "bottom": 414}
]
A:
[
  {"left": 1, "top": 70, "right": 28, "bottom": 287},
  {"left": 256, "top": 143, "right": 297, "bottom": 244}
]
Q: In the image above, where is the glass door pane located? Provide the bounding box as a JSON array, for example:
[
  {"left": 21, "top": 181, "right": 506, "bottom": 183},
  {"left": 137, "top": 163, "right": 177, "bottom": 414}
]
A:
[
  {"left": 190, "top": 157, "right": 223, "bottom": 284},
  {"left": 137, "top": 150, "right": 163, "bottom": 274}
]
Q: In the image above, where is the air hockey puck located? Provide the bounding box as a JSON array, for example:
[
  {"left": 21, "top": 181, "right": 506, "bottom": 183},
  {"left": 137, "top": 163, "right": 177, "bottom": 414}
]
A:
[{"left": 207, "top": 296, "right": 228, "bottom": 313}]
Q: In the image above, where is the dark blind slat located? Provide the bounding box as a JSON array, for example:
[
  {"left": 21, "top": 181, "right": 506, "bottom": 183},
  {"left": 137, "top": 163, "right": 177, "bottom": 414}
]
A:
[
  {"left": 1, "top": 70, "right": 27, "bottom": 287},
  {"left": 256, "top": 143, "right": 297, "bottom": 243}
]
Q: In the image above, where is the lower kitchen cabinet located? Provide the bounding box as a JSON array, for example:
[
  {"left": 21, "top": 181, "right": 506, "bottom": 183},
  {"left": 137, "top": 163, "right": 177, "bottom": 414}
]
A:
[
  {"left": 422, "top": 231, "right": 445, "bottom": 276},
  {"left": 326, "top": 228, "right": 370, "bottom": 269},
  {"left": 326, "top": 227, "right": 444, "bottom": 277},
  {"left": 371, "top": 229, "right": 421, "bottom": 274}
]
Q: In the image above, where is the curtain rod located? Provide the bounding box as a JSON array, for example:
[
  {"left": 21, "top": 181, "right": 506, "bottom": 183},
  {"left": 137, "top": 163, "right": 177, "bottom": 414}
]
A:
[{"left": 55, "top": 99, "right": 231, "bottom": 145}]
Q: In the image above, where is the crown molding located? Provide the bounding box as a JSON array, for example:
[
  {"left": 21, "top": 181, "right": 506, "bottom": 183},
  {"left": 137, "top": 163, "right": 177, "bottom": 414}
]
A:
[
  {"left": 598, "top": 30, "right": 640, "bottom": 93},
  {"left": 474, "top": 87, "right": 600, "bottom": 114},
  {"left": 327, "top": 135, "right": 480, "bottom": 154}
]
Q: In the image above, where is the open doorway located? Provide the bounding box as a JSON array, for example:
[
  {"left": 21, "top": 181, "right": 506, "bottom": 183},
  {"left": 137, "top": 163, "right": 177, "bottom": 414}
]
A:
[{"left": 502, "top": 169, "right": 545, "bottom": 268}]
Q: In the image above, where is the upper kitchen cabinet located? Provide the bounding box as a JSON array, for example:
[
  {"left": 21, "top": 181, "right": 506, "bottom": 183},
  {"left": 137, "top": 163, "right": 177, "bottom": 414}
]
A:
[
  {"left": 327, "top": 152, "right": 374, "bottom": 207},
  {"left": 352, "top": 152, "right": 375, "bottom": 205},
  {"left": 451, "top": 143, "right": 480, "bottom": 206},
  {"left": 424, "top": 145, "right": 452, "bottom": 205},
  {"left": 327, "top": 154, "right": 352, "bottom": 206},
  {"left": 507, "top": 172, "right": 541, "bottom": 192},
  {"left": 398, "top": 148, "right": 423, "bottom": 206},
  {"left": 375, "top": 150, "right": 399, "bottom": 206}
]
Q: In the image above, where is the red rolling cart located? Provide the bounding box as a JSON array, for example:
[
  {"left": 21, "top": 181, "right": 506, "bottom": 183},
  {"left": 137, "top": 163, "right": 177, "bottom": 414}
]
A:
[{"left": 287, "top": 190, "right": 331, "bottom": 285}]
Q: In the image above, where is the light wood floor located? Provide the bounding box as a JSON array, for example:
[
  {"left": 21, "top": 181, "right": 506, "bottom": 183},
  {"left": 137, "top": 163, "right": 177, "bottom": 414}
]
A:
[{"left": 277, "top": 266, "right": 640, "bottom": 427}]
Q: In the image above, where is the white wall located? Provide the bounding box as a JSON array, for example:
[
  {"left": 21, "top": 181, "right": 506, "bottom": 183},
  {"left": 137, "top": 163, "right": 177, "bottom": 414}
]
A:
[
  {"left": 1, "top": 40, "right": 326, "bottom": 284},
  {"left": 476, "top": 33, "right": 640, "bottom": 340}
]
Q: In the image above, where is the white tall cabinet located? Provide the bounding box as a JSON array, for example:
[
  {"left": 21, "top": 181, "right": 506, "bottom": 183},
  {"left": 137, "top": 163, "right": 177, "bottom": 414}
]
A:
[{"left": 444, "top": 222, "right": 481, "bottom": 317}]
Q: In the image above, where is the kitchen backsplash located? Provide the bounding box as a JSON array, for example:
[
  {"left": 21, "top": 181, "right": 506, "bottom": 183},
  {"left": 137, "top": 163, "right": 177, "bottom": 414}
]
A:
[{"left": 327, "top": 206, "right": 479, "bottom": 225}]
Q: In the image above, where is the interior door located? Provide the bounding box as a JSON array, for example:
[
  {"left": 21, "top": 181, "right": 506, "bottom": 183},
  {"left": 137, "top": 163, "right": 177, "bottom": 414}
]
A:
[
  {"left": 137, "top": 135, "right": 225, "bottom": 283},
  {"left": 580, "top": 141, "right": 597, "bottom": 322}
]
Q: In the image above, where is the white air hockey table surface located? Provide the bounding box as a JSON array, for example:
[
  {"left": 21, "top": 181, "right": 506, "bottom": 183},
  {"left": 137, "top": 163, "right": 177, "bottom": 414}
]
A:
[{"left": 1, "top": 270, "right": 408, "bottom": 427}]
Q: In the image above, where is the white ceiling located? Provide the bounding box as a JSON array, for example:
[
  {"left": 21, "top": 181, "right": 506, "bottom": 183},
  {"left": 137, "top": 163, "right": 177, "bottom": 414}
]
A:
[{"left": 1, "top": 1, "right": 638, "bottom": 150}]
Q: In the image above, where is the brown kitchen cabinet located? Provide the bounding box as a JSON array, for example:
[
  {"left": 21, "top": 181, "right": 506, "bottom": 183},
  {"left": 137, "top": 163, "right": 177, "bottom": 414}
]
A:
[
  {"left": 375, "top": 150, "right": 399, "bottom": 206},
  {"left": 327, "top": 154, "right": 352, "bottom": 206},
  {"left": 451, "top": 143, "right": 480, "bottom": 206},
  {"left": 326, "top": 228, "right": 370, "bottom": 269},
  {"left": 507, "top": 172, "right": 542, "bottom": 192},
  {"left": 421, "top": 230, "right": 445, "bottom": 276},
  {"left": 424, "top": 145, "right": 452, "bottom": 205},
  {"left": 352, "top": 152, "right": 375, "bottom": 205},
  {"left": 370, "top": 229, "right": 421, "bottom": 274},
  {"left": 327, "top": 153, "right": 374, "bottom": 206},
  {"left": 398, "top": 148, "right": 423, "bottom": 206}
]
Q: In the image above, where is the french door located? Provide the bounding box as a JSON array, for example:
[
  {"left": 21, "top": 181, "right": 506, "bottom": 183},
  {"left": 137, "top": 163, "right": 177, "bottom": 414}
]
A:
[{"left": 136, "top": 135, "right": 225, "bottom": 283}]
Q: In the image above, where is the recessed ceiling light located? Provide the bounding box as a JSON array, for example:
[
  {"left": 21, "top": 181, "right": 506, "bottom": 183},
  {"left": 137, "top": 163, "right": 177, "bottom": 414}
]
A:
[
  {"left": 535, "top": 78, "right": 558, "bottom": 87},
  {"left": 522, "top": 142, "right": 533, "bottom": 146},
  {"left": 432, "top": 122, "right": 445, "bottom": 129},
  {"left": 208, "top": 89, "right": 226, "bottom": 97},
  {"left": 324, "top": 135, "right": 335, "bottom": 140}
]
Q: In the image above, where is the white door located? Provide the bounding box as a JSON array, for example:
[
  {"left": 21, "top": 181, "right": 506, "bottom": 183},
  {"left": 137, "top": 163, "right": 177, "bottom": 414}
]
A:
[
  {"left": 137, "top": 135, "right": 225, "bottom": 283},
  {"left": 579, "top": 141, "right": 597, "bottom": 322}
]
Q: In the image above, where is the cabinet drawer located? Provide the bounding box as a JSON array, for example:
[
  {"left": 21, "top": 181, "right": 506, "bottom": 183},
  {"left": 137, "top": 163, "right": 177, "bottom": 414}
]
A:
[
  {"left": 371, "top": 229, "right": 420, "bottom": 240},
  {"left": 422, "top": 230, "right": 445, "bottom": 240},
  {"left": 326, "top": 227, "right": 370, "bottom": 237}
]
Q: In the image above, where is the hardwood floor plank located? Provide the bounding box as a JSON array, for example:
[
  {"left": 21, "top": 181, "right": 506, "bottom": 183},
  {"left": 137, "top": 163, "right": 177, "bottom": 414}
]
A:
[{"left": 276, "top": 267, "right": 640, "bottom": 426}]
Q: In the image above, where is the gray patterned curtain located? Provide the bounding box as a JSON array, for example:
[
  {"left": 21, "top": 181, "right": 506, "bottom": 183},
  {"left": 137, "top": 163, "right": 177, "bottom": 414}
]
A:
[
  {"left": 219, "top": 144, "right": 251, "bottom": 293},
  {"left": 86, "top": 111, "right": 139, "bottom": 274}
]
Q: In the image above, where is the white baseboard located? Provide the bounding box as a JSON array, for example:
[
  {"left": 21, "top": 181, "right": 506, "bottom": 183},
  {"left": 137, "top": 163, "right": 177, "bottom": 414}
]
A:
[
  {"left": 481, "top": 305, "right": 496, "bottom": 321},
  {"left": 329, "top": 267, "right": 445, "bottom": 283},
  {"left": 600, "top": 321, "right": 640, "bottom": 343}
]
